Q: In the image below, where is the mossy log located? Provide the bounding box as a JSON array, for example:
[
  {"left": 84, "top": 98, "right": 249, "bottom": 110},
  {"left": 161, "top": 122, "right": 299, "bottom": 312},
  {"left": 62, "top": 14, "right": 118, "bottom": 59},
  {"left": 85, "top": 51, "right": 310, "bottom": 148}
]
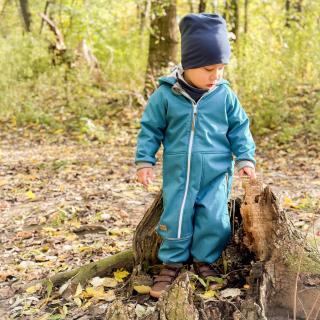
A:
[{"left": 23, "top": 250, "right": 134, "bottom": 295}]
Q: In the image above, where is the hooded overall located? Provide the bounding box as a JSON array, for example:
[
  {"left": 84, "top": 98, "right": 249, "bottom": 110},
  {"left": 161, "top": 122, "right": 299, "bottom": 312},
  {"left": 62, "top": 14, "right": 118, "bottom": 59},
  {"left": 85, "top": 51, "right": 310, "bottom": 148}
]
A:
[
  {"left": 135, "top": 13, "right": 255, "bottom": 264},
  {"left": 135, "top": 70, "right": 256, "bottom": 264}
]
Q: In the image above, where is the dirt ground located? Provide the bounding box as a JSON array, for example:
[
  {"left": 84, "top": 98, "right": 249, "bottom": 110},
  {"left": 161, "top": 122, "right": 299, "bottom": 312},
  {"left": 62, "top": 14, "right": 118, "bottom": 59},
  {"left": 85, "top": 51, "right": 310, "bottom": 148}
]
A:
[{"left": 0, "top": 129, "right": 319, "bottom": 319}]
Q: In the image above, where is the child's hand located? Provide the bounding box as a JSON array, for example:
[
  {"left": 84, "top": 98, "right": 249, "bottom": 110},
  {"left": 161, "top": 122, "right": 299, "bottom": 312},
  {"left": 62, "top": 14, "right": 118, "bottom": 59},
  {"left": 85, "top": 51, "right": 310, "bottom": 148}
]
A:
[
  {"left": 136, "top": 167, "right": 155, "bottom": 188},
  {"left": 238, "top": 166, "right": 256, "bottom": 179}
]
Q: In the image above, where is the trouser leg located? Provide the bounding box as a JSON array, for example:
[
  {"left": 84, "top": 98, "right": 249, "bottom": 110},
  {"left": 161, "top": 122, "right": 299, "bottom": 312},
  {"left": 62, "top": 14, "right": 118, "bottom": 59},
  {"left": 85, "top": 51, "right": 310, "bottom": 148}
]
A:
[
  {"left": 191, "top": 172, "right": 231, "bottom": 264},
  {"left": 157, "top": 152, "right": 202, "bottom": 264}
]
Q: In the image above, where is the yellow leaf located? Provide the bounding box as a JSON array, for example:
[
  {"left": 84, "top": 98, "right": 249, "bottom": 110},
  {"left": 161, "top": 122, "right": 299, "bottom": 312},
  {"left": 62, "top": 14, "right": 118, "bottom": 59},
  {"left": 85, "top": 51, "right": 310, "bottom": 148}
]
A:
[
  {"left": 26, "top": 190, "right": 36, "bottom": 200},
  {"left": 109, "top": 228, "right": 131, "bottom": 236},
  {"left": 190, "top": 281, "right": 196, "bottom": 290},
  {"left": 113, "top": 269, "right": 130, "bottom": 282},
  {"left": 243, "top": 284, "right": 250, "bottom": 289},
  {"left": 26, "top": 283, "right": 42, "bottom": 294},
  {"left": 78, "top": 246, "right": 93, "bottom": 252},
  {"left": 283, "top": 197, "right": 298, "bottom": 209},
  {"left": 133, "top": 285, "right": 151, "bottom": 294},
  {"left": 83, "top": 287, "right": 115, "bottom": 301},
  {"left": 201, "top": 290, "right": 216, "bottom": 299}
]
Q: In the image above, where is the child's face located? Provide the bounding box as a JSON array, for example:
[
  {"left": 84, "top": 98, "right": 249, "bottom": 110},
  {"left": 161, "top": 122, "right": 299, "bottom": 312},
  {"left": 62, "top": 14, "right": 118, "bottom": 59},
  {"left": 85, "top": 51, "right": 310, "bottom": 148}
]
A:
[{"left": 183, "top": 64, "right": 225, "bottom": 90}]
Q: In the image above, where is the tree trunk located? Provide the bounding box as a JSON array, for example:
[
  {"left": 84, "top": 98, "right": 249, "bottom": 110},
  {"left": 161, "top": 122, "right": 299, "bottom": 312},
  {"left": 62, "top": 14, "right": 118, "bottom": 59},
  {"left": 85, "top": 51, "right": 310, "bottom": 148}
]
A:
[
  {"left": 285, "top": 0, "right": 303, "bottom": 28},
  {"left": 244, "top": 0, "right": 249, "bottom": 34},
  {"left": 137, "top": 0, "right": 151, "bottom": 50},
  {"left": 198, "top": 0, "right": 207, "bottom": 12},
  {"left": 18, "top": 0, "right": 31, "bottom": 32},
  {"left": 188, "top": 0, "right": 195, "bottom": 12},
  {"left": 144, "top": 0, "right": 178, "bottom": 97},
  {"left": 223, "top": 0, "right": 239, "bottom": 43}
]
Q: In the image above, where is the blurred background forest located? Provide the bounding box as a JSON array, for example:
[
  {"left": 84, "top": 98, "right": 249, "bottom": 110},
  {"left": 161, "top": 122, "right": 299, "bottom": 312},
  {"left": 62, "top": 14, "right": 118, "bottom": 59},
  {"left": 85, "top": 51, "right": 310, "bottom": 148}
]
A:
[{"left": 1, "top": 0, "right": 320, "bottom": 145}]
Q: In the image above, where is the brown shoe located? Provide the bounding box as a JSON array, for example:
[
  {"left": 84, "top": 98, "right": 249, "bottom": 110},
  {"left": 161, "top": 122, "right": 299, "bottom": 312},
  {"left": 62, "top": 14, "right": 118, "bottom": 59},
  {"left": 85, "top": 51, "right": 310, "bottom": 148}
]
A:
[
  {"left": 193, "top": 261, "right": 224, "bottom": 290},
  {"left": 150, "top": 264, "right": 182, "bottom": 298}
]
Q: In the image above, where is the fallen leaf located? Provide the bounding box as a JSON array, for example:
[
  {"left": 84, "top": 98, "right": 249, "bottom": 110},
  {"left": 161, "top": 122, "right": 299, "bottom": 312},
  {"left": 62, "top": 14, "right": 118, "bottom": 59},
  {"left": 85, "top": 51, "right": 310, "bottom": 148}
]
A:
[
  {"left": 74, "top": 283, "right": 83, "bottom": 297},
  {"left": 15, "top": 231, "right": 33, "bottom": 239},
  {"left": 74, "top": 297, "right": 82, "bottom": 307},
  {"left": 220, "top": 288, "right": 242, "bottom": 298},
  {"left": 83, "top": 286, "right": 115, "bottom": 301},
  {"left": 26, "top": 283, "right": 42, "bottom": 294},
  {"left": 102, "top": 277, "right": 118, "bottom": 288},
  {"left": 201, "top": 290, "right": 216, "bottom": 299},
  {"left": 113, "top": 269, "right": 130, "bottom": 282},
  {"left": 133, "top": 285, "right": 151, "bottom": 294},
  {"left": 26, "top": 190, "right": 36, "bottom": 200},
  {"left": 283, "top": 197, "right": 298, "bottom": 209},
  {"left": 90, "top": 277, "right": 104, "bottom": 288}
]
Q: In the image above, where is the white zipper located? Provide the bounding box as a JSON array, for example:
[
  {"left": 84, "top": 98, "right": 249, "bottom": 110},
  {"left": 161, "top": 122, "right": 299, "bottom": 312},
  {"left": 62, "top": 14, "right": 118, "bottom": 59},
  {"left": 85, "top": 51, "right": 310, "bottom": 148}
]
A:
[{"left": 176, "top": 89, "right": 211, "bottom": 239}]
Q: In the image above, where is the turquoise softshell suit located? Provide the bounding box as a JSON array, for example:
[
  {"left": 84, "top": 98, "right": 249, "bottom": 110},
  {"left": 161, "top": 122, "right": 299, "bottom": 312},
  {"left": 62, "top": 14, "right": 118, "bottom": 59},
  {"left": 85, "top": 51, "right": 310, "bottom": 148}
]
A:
[{"left": 135, "top": 74, "right": 256, "bottom": 264}]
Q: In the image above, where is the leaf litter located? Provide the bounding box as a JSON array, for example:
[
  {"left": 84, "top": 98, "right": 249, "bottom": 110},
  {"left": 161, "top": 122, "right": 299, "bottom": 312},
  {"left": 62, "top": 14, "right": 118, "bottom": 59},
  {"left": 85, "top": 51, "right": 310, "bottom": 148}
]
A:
[{"left": 0, "top": 124, "right": 319, "bottom": 319}]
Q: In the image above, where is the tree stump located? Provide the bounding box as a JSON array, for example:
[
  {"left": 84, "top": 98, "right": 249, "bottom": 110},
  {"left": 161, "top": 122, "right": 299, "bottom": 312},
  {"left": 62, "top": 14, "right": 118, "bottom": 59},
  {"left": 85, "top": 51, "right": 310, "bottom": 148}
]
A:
[
  {"left": 127, "top": 179, "right": 320, "bottom": 319},
  {"left": 40, "top": 179, "right": 319, "bottom": 319}
]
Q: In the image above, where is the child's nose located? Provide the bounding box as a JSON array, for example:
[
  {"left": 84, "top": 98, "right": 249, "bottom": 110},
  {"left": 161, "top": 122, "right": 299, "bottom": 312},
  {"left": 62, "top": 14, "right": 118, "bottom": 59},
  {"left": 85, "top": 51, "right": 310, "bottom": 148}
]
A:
[{"left": 210, "top": 72, "right": 219, "bottom": 81}]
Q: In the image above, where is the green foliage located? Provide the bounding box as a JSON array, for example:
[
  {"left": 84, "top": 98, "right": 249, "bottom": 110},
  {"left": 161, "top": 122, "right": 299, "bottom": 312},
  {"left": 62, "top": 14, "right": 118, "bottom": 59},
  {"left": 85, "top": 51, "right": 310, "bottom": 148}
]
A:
[
  {"left": 227, "top": 1, "right": 320, "bottom": 141},
  {"left": 0, "top": 0, "right": 319, "bottom": 144}
]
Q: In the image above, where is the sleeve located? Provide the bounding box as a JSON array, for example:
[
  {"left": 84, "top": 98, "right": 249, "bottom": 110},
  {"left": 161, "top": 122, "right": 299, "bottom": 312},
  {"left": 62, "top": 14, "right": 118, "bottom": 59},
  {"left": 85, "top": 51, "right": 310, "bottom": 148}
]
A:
[
  {"left": 135, "top": 89, "right": 167, "bottom": 166},
  {"left": 226, "top": 89, "right": 256, "bottom": 166}
]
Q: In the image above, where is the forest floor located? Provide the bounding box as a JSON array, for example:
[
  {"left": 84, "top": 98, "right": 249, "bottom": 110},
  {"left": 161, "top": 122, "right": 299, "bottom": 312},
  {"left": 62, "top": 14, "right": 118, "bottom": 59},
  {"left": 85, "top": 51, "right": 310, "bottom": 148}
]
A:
[{"left": 0, "top": 126, "right": 319, "bottom": 320}]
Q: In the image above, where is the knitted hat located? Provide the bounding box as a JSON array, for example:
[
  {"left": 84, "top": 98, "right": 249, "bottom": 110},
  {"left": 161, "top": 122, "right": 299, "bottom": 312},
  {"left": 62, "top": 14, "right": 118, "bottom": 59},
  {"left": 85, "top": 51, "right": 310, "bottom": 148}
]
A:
[{"left": 179, "top": 13, "right": 231, "bottom": 70}]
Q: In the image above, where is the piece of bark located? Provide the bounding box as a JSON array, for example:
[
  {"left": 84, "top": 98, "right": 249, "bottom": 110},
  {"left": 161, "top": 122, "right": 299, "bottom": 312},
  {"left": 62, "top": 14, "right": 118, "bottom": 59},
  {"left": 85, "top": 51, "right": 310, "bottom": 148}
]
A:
[
  {"left": 240, "top": 179, "right": 320, "bottom": 319},
  {"left": 149, "top": 273, "right": 199, "bottom": 320},
  {"left": 105, "top": 300, "right": 134, "bottom": 320},
  {"left": 132, "top": 190, "right": 163, "bottom": 269}
]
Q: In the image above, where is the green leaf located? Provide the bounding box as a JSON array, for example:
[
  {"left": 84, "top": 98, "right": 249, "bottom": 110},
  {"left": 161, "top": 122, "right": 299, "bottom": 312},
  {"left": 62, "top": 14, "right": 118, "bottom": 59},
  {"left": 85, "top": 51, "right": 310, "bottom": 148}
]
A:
[{"left": 206, "top": 276, "right": 225, "bottom": 285}]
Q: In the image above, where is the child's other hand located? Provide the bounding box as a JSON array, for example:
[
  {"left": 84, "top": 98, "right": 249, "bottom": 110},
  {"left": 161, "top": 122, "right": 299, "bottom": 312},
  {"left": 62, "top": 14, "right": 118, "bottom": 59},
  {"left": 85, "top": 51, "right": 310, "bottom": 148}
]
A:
[
  {"left": 238, "top": 166, "right": 256, "bottom": 179},
  {"left": 136, "top": 167, "right": 155, "bottom": 188}
]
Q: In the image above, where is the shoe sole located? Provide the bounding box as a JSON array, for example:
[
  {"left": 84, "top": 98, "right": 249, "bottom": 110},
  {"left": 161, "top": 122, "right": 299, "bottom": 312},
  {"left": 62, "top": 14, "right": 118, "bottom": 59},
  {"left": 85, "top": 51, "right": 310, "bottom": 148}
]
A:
[{"left": 149, "top": 289, "right": 162, "bottom": 298}]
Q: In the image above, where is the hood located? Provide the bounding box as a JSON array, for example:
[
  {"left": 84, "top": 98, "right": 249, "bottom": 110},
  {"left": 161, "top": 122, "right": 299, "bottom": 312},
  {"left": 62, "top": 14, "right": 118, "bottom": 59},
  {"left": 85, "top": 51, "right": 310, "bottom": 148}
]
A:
[{"left": 158, "top": 64, "right": 230, "bottom": 87}]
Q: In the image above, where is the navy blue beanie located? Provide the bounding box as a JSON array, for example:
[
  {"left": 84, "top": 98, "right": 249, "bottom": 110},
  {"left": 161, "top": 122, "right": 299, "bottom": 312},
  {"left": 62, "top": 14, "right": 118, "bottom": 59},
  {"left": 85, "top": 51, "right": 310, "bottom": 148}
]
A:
[{"left": 179, "top": 13, "right": 231, "bottom": 70}]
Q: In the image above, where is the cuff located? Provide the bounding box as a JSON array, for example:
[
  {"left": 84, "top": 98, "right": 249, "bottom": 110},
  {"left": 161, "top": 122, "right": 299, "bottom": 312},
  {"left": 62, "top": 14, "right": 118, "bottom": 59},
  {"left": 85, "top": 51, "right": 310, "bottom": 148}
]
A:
[
  {"left": 235, "top": 160, "right": 255, "bottom": 172},
  {"left": 136, "top": 162, "right": 154, "bottom": 171}
]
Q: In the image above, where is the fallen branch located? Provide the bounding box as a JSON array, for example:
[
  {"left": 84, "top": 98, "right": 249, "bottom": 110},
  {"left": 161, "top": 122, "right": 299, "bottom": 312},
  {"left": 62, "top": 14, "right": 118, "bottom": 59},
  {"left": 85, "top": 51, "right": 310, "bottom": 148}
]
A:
[
  {"left": 22, "top": 249, "right": 134, "bottom": 294},
  {"left": 40, "top": 13, "right": 66, "bottom": 51}
]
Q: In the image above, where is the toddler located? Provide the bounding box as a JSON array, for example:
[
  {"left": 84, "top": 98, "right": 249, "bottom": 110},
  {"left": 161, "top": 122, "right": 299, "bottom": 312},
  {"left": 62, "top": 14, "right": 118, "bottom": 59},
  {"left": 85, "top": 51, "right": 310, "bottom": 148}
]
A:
[{"left": 135, "top": 13, "right": 256, "bottom": 298}]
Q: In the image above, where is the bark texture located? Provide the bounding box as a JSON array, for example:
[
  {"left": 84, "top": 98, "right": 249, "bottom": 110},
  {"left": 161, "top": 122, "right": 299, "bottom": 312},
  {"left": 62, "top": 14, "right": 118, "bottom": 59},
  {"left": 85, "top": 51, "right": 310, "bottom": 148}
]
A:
[
  {"left": 19, "top": 0, "right": 31, "bottom": 32},
  {"left": 144, "top": 0, "right": 178, "bottom": 96}
]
